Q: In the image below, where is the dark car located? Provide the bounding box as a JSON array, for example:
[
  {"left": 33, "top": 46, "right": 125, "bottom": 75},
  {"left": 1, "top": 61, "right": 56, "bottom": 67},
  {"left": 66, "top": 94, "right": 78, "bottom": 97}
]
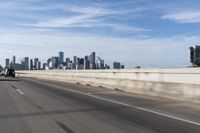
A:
[{"left": 5, "top": 69, "right": 15, "bottom": 77}]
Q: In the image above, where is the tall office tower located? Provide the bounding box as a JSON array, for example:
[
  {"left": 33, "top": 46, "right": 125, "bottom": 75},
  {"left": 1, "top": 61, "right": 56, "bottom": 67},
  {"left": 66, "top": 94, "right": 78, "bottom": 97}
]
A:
[
  {"left": 72, "top": 56, "right": 78, "bottom": 69},
  {"left": 34, "top": 58, "right": 39, "bottom": 70},
  {"left": 59, "top": 51, "right": 64, "bottom": 64},
  {"left": 42, "top": 63, "right": 47, "bottom": 70},
  {"left": 73, "top": 56, "right": 78, "bottom": 64},
  {"left": 5, "top": 58, "right": 10, "bottom": 68},
  {"left": 23, "top": 57, "right": 29, "bottom": 70},
  {"left": 20, "top": 60, "right": 25, "bottom": 70},
  {"left": 84, "top": 56, "right": 90, "bottom": 69},
  {"left": 51, "top": 56, "right": 59, "bottom": 69},
  {"left": 67, "top": 61, "right": 73, "bottom": 69},
  {"left": 12, "top": 55, "right": 16, "bottom": 65},
  {"left": 113, "top": 62, "right": 121, "bottom": 69},
  {"left": 12, "top": 55, "right": 16, "bottom": 69},
  {"left": 99, "top": 59, "right": 104, "bottom": 69},
  {"left": 190, "top": 45, "right": 200, "bottom": 66},
  {"left": 37, "top": 61, "right": 41, "bottom": 70},
  {"left": 47, "top": 58, "right": 51, "bottom": 66},
  {"left": 96, "top": 57, "right": 104, "bottom": 69},
  {"left": 65, "top": 58, "right": 70, "bottom": 69},
  {"left": 89, "top": 52, "right": 96, "bottom": 69},
  {"left": 30, "top": 59, "right": 33, "bottom": 70},
  {"left": 76, "top": 58, "right": 84, "bottom": 70}
]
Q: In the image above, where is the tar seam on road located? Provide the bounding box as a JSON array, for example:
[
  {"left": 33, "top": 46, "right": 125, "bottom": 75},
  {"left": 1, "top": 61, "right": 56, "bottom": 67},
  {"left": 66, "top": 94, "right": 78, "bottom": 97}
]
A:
[
  {"left": 57, "top": 122, "right": 75, "bottom": 133},
  {"left": 28, "top": 79, "right": 200, "bottom": 126}
]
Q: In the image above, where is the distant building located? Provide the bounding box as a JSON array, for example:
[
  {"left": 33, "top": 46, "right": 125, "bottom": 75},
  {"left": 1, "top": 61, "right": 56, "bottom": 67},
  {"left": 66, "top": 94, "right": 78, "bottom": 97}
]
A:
[
  {"left": 15, "top": 63, "right": 22, "bottom": 70},
  {"left": 24, "top": 57, "right": 29, "bottom": 70},
  {"left": 76, "top": 58, "right": 84, "bottom": 69},
  {"left": 113, "top": 62, "right": 121, "bottom": 69},
  {"left": 72, "top": 56, "right": 78, "bottom": 69},
  {"left": 105, "top": 64, "right": 110, "bottom": 69},
  {"left": 5, "top": 58, "right": 10, "bottom": 68},
  {"left": 12, "top": 55, "right": 16, "bottom": 69},
  {"left": 42, "top": 63, "right": 48, "bottom": 70},
  {"left": 59, "top": 51, "right": 64, "bottom": 64},
  {"left": 37, "top": 61, "right": 41, "bottom": 70},
  {"left": 121, "top": 65, "right": 125, "bottom": 69},
  {"left": 190, "top": 45, "right": 200, "bottom": 66},
  {"left": 0, "top": 65, "right": 3, "bottom": 71},
  {"left": 66, "top": 58, "right": 70, "bottom": 64},
  {"left": 73, "top": 56, "right": 78, "bottom": 64},
  {"left": 30, "top": 59, "right": 33, "bottom": 70},
  {"left": 84, "top": 56, "right": 90, "bottom": 69},
  {"left": 51, "top": 56, "right": 59, "bottom": 69},
  {"left": 67, "top": 61, "right": 73, "bottom": 69},
  {"left": 12, "top": 55, "right": 16, "bottom": 65},
  {"left": 89, "top": 52, "right": 96, "bottom": 69},
  {"left": 96, "top": 57, "right": 104, "bottom": 69},
  {"left": 20, "top": 60, "right": 25, "bottom": 70},
  {"left": 34, "top": 58, "right": 39, "bottom": 70}
]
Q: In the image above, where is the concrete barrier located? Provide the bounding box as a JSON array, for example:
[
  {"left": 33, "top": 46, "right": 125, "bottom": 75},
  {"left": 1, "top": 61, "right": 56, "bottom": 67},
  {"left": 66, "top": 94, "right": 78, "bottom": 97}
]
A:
[{"left": 17, "top": 68, "right": 200, "bottom": 103}]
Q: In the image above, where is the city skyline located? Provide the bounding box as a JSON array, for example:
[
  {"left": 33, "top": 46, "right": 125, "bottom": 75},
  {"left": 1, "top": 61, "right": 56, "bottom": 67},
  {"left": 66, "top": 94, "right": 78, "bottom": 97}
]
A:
[
  {"left": 0, "top": 0, "right": 200, "bottom": 67},
  {"left": 3, "top": 51, "right": 124, "bottom": 70}
]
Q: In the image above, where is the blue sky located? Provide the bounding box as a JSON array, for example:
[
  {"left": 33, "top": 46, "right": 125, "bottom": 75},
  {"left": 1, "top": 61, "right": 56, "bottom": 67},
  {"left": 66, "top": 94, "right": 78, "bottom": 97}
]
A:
[{"left": 0, "top": 0, "right": 200, "bottom": 68}]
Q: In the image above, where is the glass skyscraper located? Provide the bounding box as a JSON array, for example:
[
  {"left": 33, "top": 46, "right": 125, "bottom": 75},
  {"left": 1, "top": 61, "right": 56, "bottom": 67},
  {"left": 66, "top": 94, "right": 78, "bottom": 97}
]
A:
[{"left": 59, "top": 51, "right": 64, "bottom": 64}]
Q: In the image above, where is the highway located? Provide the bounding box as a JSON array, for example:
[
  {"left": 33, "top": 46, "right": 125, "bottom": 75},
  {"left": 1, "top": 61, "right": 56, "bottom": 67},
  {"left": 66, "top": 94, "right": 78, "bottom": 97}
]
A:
[{"left": 0, "top": 77, "right": 200, "bottom": 133}]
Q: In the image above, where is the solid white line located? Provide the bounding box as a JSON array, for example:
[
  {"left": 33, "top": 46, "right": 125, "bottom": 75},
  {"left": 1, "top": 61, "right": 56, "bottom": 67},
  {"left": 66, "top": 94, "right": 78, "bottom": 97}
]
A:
[
  {"left": 87, "top": 91, "right": 118, "bottom": 95},
  {"left": 16, "top": 89, "right": 24, "bottom": 95},
  {"left": 30, "top": 79, "right": 200, "bottom": 126}
]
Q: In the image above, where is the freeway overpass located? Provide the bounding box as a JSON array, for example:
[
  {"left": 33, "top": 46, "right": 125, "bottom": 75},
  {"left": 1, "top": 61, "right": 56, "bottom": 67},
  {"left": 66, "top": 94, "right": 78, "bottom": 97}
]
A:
[{"left": 0, "top": 68, "right": 200, "bottom": 132}]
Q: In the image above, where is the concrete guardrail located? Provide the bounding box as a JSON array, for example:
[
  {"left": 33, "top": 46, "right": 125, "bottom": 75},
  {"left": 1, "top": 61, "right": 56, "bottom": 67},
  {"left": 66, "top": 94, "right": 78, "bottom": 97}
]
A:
[{"left": 17, "top": 68, "right": 200, "bottom": 103}]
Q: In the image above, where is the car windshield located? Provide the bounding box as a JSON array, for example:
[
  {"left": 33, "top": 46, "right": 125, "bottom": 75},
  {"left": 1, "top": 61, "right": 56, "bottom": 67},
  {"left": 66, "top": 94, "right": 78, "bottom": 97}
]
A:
[{"left": 7, "top": 69, "right": 14, "bottom": 72}]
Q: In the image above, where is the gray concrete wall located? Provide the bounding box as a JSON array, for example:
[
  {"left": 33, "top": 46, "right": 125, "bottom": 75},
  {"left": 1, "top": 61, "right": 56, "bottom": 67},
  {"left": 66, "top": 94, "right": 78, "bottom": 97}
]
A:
[{"left": 17, "top": 68, "right": 200, "bottom": 103}]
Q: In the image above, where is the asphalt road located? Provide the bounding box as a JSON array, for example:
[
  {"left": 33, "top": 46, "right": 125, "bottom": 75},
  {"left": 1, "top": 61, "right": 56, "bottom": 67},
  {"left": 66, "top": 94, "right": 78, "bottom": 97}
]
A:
[{"left": 0, "top": 77, "right": 200, "bottom": 133}]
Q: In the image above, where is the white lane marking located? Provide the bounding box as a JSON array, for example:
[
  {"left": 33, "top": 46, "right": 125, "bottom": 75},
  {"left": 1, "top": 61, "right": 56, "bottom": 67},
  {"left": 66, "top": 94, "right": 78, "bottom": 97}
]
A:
[
  {"left": 87, "top": 91, "right": 118, "bottom": 95},
  {"left": 16, "top": 89, "right": 24, "bottom": 95},
  {"left": 4, "top": 81, "right": 24, "bottom": 95},
  {"left": 29, "top": 79, "right": 200, "bottom": 126}
]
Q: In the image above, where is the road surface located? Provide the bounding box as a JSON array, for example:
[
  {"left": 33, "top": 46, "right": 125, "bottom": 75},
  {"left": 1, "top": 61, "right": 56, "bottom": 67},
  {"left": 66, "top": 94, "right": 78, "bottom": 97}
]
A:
[{"left": 0, "top": 77, "right": 200, "bottom": 133}]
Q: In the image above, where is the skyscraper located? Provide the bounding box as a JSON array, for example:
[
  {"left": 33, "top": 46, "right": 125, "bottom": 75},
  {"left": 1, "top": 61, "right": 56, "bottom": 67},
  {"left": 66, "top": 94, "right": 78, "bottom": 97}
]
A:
[
  {"left": 30, "top": 59, "right": 33, "bottom": 70},
  {"left": 96, "top": 57, "right": 104, "bottom": 69},
  {"left": 37, "top": 61, "right": 41, "bottom": 70},
  {"left": 59, "top": 51, "right": 64, "bottom": 64},
  {"left": 12, "top": 55, "right": 16, "bottom": 65},
  {"left": 89, "top": 52, "right": 96, "bottom": 69},
  {"left": 84, "top": 56, "right": 90, "bottom": 69},
  {"left": 73, "top": 56, "right": 78, "bottom": 69},
  {"left": 5, "top": 58, "right": 10, "bottom": 68},
  {"left": 76, "top": 58, "right": 84, "bottom": 69},
  {"left": 20, "top": 60, "right": 25, "bottom": 70},
  {"left": 51, "top": 56, "right": 59, "bottom": 69},
  {"left": 24, "top": 57, "right": 29, "bottom": 70},
  {"left": 12, "top": 55, "right": 16, "bottom": 69},
  {"left": 34, "top": 58, "right": 39, "bottom": 70}
]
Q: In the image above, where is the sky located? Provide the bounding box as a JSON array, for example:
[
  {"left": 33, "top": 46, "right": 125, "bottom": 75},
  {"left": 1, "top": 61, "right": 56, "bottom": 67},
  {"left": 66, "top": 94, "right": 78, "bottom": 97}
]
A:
[{"left": 0, "top": 0, "right": 200, "bottom": 68}]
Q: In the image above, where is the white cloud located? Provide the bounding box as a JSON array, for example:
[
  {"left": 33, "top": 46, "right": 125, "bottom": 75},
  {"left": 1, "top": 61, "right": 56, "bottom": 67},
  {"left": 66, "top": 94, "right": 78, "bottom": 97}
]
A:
[
  {"left": 22, "top": 5, "right": 149, "bottom": 33},
  {"left": 161, "top": 11, "right": 200, "bottom": 23}
]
